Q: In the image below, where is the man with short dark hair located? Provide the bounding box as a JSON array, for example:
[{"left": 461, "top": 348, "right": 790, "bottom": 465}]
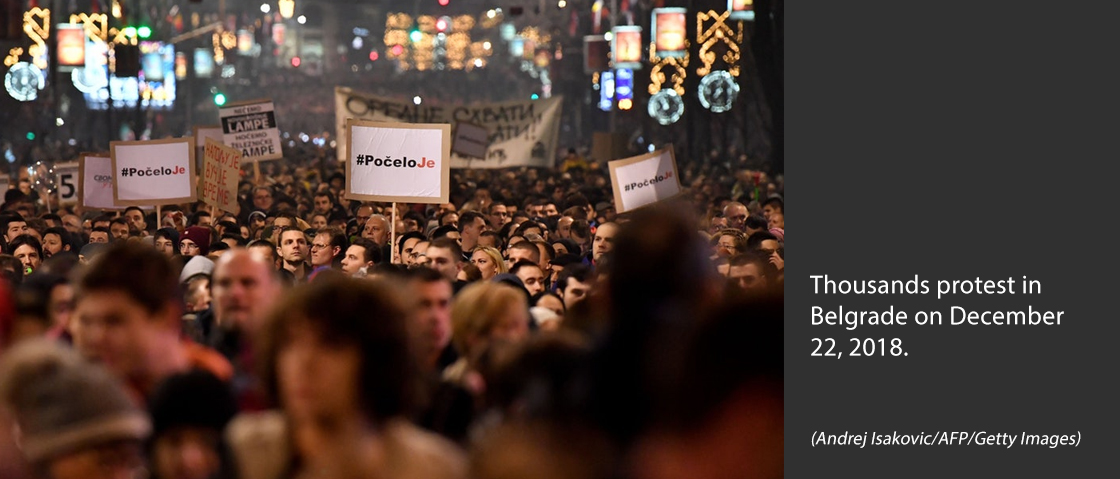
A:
[
  {"left": 405, "top": 267, "right": 457, "bottom": 371},
  {"left": 488, "top": 202, "right": 511, "bottom": 230},
  {"left": 341, "top": 238, "right": 380, "bottom": 275},
  {"left": 109, "top": 217, "right": 131, "bottom": 241},
  {"left": 124, "top": 206, "right": 148, "bottom": 234},
  {"left": 277, "top": 227, "right": 310, "bottom": 282},
  {"left": 511, "top": 260, "right": 546, "bottom": 296},
  {"left": 439, "top": 211, "right": 459, "bottom": 228},
  {"left": 761, "top": 197, "right": 784, "bottom": 219},
  {"left": 0, "top": 213, "right": 28, "bottom": 244},
  {"left": 426, "top": 237, "right": 463, "bottom": 285},
  {"left": 457, "top": 211, "right": 488, "bottom": 261},
  {"left": 727, "top": 252, "right": 773, "bottom": 294},
  {"left": 397, "top": 231, "right": 425, "bottom": 266},
  {"left": 313, "top": 191, "right": 337, "bottom": 216},
  {"left": 506, "top": 241, "right": 541, "bottom": 271},
  {"left": 88, "top": 226, "right": 111, "bottom": 244},
  {"left": 556, "top": 264, "right": 595, "bottom": 308},
  {"left": 71, "top": 243, "right": 231, "bottom": 399}
]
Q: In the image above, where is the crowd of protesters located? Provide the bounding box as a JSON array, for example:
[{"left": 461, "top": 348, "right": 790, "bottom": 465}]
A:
[{"left": 0, "top": 144, "right": 784, "bottom": 479}]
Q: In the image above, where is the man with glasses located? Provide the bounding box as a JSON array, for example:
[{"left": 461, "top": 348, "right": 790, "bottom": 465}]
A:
[
  {"left": 310, "top": 227, "right": 348, "bottom": 272},
  {"left": 252, "top": 186, "right": 274, "bottom": 212},
  {"left": 488, "top": 202, "right": 511, "bottom": 230},
  {"left": 723, "top": 202, "right": 749, "bottom": 232}
]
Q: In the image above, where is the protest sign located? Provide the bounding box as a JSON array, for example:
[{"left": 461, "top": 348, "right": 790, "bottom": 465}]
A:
[
  {"left": 55, "top": 162, "right": 80, "bottom": 206},
  {"left": 608, "top": 146, "right": 682, "bottom": 213},
  {"left": 344, "top": 119, "right": 450, "bottom": 203},
  {"left": 219, "top": 99, "right": 283, "bottom": 162},
  {"left": 452, "top": 122, "right": 490, "bottom": 159},
  {"left": 78, "top": 153, "right": 119, "bottom": 210},
  {"left": 200, "top": 138, "right": 242, "bottom": 214},
  {"left": 193, "top": 125, "right": 224, "bottom": 170},
  {"left": 111, "top": 138, "right": 197, "bottom": 206},
  {"left": 335, "top": 87, "right": 562, "bottom": 168}
]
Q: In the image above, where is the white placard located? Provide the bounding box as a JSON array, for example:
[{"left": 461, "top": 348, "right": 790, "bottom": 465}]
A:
[
  {"left": 608, "top": 146, "right": 682, "bottom": 213},
  {"left": 219, "top": 99, "right": 283, "bottom": 162},
  {"left": 193, "top": 125, "right": 225, "bottom": 170},
  {"left": 55, "top": 162, "right": 80, "bottom": 205},
  {"left": 452, "top": 122, "right": 490, "bottom": 159},
  {"left": 79, "top": 154, "right": 119, "bottom": 210},
  {"left": 344, "top": 120, "right": 450, "bottom": 204},
  {"left": 111, "top": 138, "right": 197, "bottom": 206}
]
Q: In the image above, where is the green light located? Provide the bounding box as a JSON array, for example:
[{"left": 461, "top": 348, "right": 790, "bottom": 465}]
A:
[
  {"left": 214, "top": 93, "right": 227, "bottom": 106},
  {"left": 531, "top": 93, "right": 539, "bottom": 100},
  {"left": 25, "top": 132, "right": 34, "bottom": 141},
  {"left": 123, "top": 26, "right": 137, "bottom": 38},
  {"left": 409, "top": 29, "right": 422, "bottom": 43},
  {"left": 138, "top": 26, "right": 152, "bottom": 39}
]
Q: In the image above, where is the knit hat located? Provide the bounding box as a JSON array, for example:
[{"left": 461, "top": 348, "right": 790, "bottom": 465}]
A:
[
  {"left": 179, "top": 255, "right": 215, "bottom": 284},
  {"left": 148, "top": 371, "right": 237, "bottom": 438},
  {"left": 768, "top": 228, "right": 785, "bottom": 242},
  {"left": 181, "top": 227, "right": 212, "bottom": 255},
  {"left": 0, "top": 340, "right": 150, "bottom": 464}
]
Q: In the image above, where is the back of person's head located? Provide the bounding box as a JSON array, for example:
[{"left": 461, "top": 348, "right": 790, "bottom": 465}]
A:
[
  {"left": 259, "top": 276, "right": 417, "bottom": 424},
  {"left": 75, "top": 242, "right": 179, "bottom": 315},
  {"left": 430, "top": 224, "right": 458, "bottom": 240},
  {"left": 570, "top": 220, "right": 591, "bottom": 240}
]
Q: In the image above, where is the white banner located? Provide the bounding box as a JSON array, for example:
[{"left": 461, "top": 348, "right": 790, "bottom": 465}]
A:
[
  {"left": 335, "top": 87, "right": 563, "bottom": 169},
  {"left": 79, "top": 154, "right": 119, "bottom": 210},
  {"left": 111, "top": 138, "right": 197, "bottom": 206},
  {"left": 608, "top": 146, "right": 682, "bottom": 213},
  {"left": 220, "top": 99, "right": 283, "bottom": 162},
  {"left": 344, "top": 120, "right": 450, "bottom": 204},
  {"left": 55, "top": 162, "right": 79, "bottom": 206}
]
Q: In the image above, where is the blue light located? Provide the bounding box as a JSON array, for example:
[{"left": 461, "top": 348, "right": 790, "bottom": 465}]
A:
[{"left": 599, "top": 70, "right": 614, "bottom": 111}]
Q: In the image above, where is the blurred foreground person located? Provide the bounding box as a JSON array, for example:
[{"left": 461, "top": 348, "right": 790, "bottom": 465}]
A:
[
  {"left": 226, "top": 276, "right": 466, "bottom": 479},
  {"left": 629, "top": 297, "right": 783, "bottom": 479},
  {"left": 71, "top": 243, "right": 232, "bottom": 401},
  {"left": 148, "top": 370, "right": 238, "bottom": 479},
  {"left": 0, "top": 340, "right": 150, "bottom": 479}
]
